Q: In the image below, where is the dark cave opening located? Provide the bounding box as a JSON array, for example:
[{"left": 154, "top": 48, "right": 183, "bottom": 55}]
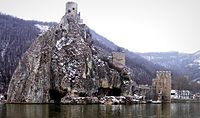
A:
[
  {"left": 98, "top": 87, "right": 121, "bottom": 96},
  {"left": 79, "top": 92, "right": 87, "bottom": 97},
  {"left": 112, "top": 88, "right": 121, "bottom": 96},
  {"left": 49, "top": 89, "right": 66, "bottom": 103}
]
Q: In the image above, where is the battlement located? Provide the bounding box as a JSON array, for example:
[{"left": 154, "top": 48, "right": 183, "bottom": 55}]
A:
[
  {"left": 153, "top": 71, "right": 172, "bottom": 102},
  {"left": 156, "top": 71, "right": 171, "bottom": 79}
]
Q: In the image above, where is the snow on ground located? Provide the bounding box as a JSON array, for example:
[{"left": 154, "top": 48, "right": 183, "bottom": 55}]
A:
[
  {"left": 56, "top": 37, "right": 66, "bottom": 50},
  {"left": 194, "top": 59, "right": 200, "bottom": 66},
  {"left": 193, "top": 58, "right": 200, "bottom": 69},
  {"left": 35, "top": 24, "right": 49, "bottom": 33}
]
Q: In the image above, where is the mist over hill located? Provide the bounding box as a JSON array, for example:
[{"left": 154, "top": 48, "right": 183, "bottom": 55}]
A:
[{"left": 139, "top": 51, "right": 200, "bottom": 81}]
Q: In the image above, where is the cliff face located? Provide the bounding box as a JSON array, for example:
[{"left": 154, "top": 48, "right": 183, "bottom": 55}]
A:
[{"left": 7, "top": 8, "right": 135, "bottom": 103}]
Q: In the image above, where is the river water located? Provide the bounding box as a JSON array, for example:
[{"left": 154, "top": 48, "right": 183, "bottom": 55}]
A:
[{"left": 0, "top": 103, "right": 200, "bottom": 118}]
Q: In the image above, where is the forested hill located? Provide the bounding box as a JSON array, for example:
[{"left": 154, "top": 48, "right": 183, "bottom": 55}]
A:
[{"left": 0, "top": 13, "right": 56, "bottom": 93}]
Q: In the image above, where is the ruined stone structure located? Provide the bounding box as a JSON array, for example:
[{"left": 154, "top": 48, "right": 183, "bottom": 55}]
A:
[
  {"left": 66, "top": 2, "right": 78, "bottom": 16},
  {"left": 137, "top": 85, "right": 151, "bottom": 100},
  {"left": 152, "top": 71, "right": 171, "bottom": 102},
  {"left": 112, "top": 52, "right": 125, "bottom": 69},
  {"left": 61, "top": 1, "right": 82, "bottom": 24},
  {"left": 6, "top": 1, "right": 135, "bottom": 104}
]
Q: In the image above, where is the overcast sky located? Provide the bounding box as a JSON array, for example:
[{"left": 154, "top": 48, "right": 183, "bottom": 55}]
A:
[{"left": 0, "top": 0, "right": 200, "bottom": 53}]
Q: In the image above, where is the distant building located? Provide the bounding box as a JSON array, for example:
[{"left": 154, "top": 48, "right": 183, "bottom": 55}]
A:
[
  {"left": 171, "top": 90, "right": 191, "bottom": 99},
  {"left": 152, "top": 71, "right": 171, "bottom": 102},
  {"left": 138, "top": 85, "right": 152, "bottom": 100},
  {"left": 112, "top": 52, "right": 125, "bottom": 69}
]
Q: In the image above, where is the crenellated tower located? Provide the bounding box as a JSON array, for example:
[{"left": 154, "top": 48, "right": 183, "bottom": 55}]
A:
[{"left": 152, "top": 71, "right": 171, "bottom": 102}]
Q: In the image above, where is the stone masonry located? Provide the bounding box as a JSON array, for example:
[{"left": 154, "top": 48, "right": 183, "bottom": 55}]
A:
[
  {"left": 112, "top": 52, "right": 125, "bottom": 69},
  {"left": 152, "top": 71, "right": 171, "bottom": 102}
]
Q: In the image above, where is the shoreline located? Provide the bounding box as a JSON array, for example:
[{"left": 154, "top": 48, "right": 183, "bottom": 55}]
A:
[{"left": 3, "top": 96, "right": 200, "bottom": 104}]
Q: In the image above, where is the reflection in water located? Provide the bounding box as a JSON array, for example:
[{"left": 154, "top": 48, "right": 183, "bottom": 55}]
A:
[
  {"left": 0, "top": 103, "right": 6, "bottom": 118},
  {"left": 1, "top": 103, "right": 200, "bottom": 118},
  {"left": 171, "top": 103, "right": 200, "bottom": 118},
  {"left": 6, "top": 104, "right": 49, "bottom": 118}
]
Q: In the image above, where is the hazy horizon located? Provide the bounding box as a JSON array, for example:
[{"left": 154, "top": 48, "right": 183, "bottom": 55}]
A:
[{"left": 0, "top": 0, "right": 200, "bottom": 53}]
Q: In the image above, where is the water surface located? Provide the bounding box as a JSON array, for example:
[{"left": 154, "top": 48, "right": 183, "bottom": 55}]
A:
[{"left": 1, "top": 103, "right": 200, "bottom": 118}]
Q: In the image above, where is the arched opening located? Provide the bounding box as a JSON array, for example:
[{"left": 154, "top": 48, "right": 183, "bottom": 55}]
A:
[
  {"left": 79, "top": 92, "right": 87, "bottom": 97},
  {"left": 72, "top": 8, "right": 75, "bottom": 10},
  {"left": 112, "top": 88, "right": 121, "bottom": 96},
  {"left": 49, "top": 89, "right": 66, "bottom": 103},
  {"left": 98, "top": 87, "right": 121, "bottom": 96}
]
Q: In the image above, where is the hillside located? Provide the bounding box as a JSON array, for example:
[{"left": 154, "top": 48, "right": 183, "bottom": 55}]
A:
[
  {"left": 0, "top": 13, "right": 56, "bottom": 93},
  {"left": 90, "top": 31, "right": 165, "bottom": 84},
  {"left": 139, "top": 51, "right": 200, "bottom": 80}
]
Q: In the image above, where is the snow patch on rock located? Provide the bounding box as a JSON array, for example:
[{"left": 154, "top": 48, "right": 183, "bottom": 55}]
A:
[{"left": 56, "top": 37, "right": 66, "bottom": 50}]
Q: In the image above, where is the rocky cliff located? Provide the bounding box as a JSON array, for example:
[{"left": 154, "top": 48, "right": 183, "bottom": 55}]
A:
[{"left": 7, "top": 4, "right": 135, "bottom": 103}]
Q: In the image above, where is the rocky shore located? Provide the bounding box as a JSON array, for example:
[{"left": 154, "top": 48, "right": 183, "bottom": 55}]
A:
[
  {"left": 4, "top": 96, "right": 147, "bottom": 105},
  {"left": 60, "top": 96, "right": 142, "bottom": 105}
]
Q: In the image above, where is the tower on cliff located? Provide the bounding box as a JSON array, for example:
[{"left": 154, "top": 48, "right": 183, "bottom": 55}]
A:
[
  {"left": 112, "top": 52, "right": 125, "bottom": 69},
  {"left": 60, "top": 1, "right": 83, "bottom": 25},
  {"left": 112, "top": 47, "right": 125, "bottom": 69},
  {"left": 66, "top": 2, "right": 78, "bottom": 17}
]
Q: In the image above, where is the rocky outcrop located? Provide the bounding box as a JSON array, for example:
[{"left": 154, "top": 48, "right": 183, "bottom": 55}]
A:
[{"left": 7, "top": 2, "right": 136, "bottom": 103}]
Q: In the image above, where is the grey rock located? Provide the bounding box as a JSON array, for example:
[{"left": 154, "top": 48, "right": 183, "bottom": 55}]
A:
[{"left": 7, "top": 4, "right": 135, "bottom": 103}]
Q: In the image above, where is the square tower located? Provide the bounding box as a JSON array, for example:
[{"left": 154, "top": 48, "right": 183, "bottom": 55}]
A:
[
  {"left": 112, "top": 52, "right": 125, "bottom": 69},
  {"left": 66, "top": 2, "right": 78, "bottom": 17},
  {"left": 152, "top": 71, "right": 171, "bottom": 102}
]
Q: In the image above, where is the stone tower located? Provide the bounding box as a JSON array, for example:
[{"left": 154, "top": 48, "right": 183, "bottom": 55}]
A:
[
  {"left": 152, "top": 71, "right": 171, "bottom": 102},
  {"left": 60, "top": 1, "right": 83, "bottom": 30},
  {"left": 112, "top": 52, "right": 125, "bottom": 69},
  {"left": 66, "top": 2, "right": 78, "bottom": 17}
]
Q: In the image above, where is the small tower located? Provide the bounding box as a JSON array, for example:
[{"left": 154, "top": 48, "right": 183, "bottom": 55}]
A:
[
  {"left": 66, "top": 2, "right": 78, "bottom": 17},
  {"left": 112, "top": 51, "right": 125, "bottom": 69}
]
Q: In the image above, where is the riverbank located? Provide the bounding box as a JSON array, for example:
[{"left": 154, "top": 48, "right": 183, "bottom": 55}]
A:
[
  {"left": 4, "top": 96, "right": 200, "bottom": 104},
  {"left": 4, "top": 96, "right": 157, "bottom": 105}
]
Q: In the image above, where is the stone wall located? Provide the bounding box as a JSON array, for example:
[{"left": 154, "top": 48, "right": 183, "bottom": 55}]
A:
[{"left": 112, "top": 52, "right": 125, "bottom": 69}]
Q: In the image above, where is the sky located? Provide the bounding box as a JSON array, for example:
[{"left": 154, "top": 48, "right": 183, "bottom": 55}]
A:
[{"left": 0, "top": 0, "right": 200, "bottom": 53}]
